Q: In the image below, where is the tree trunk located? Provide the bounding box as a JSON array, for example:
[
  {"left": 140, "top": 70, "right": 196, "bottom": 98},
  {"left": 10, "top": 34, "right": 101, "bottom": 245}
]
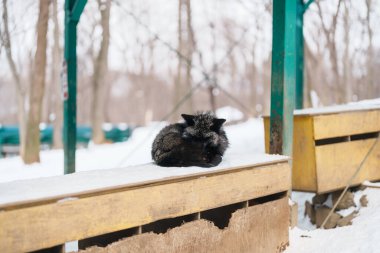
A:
[
  {"left": 173, "top": 0, "right": 194, "bottom": 120},
  {"left": 91, "top": 0, "right": 111, "bottom": 144},
  {"left": 365, "top": 0, "right": 375, "bottom": 98},
  {"left": 184, "top": 0, "right": 194, "bottom": 112},
  {"left": 23, "top": 0, "right": 50, "bottom": 163},
  {"left": 2, "top": 0, "right": 27, "bottom": 159},
  {"left": 342, "top": 2, "right": 352, "bottom": 102},
  {"left": 208, "top": 85, "right": 217, "bottom": 113},
  {"left": 51, "top": 0, "right": 63, "bottom": 149},
  {"left": 316, "top": 0, "right": 343, "bottom": 104}
]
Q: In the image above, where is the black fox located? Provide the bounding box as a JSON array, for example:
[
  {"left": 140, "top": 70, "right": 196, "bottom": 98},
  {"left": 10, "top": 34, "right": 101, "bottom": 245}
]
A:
[{"left": 151, "top": 112, "right": 229, "bottom": 167}]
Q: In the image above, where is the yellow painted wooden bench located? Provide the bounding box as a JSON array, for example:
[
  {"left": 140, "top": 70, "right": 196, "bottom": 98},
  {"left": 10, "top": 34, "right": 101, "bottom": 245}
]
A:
[
  {"left": 264, "top": 102, "right": 380, "bottom": 193},
  {"left": 0, "top": 153, "right": 290, "bottom": 253}
]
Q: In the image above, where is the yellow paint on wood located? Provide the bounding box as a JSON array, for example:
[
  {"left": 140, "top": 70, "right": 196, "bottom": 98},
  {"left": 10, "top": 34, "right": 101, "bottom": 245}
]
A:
[
  {"left": 264, "top": 116, "right": 317, "bottom": 191},
  {"left": 313, "top": 110, "right": 380, "bottom": 140},
  {"left": 0, "top": 162, "right": 290, "bottom": 253},
  {"left": 292, "top": 116, "right": 318, "bottom": 192},
  {"left": 263, "top": 117, "right": 270, "bottom": 154},
  {"left": 315, "top": 138, "right": 380, "bottom": 193}
]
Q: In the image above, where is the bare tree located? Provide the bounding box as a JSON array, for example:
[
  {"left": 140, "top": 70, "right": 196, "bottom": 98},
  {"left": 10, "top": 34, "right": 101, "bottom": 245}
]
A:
[
  {"left": 316, "top": 0, "right": 343, "bottom": 103},
  {"left": 91, "top": 0, "right": 111, "bottom": 144},
  {"left": 2, "top": 0, "right": 28, "bottom": 159},
  {"left": 365, "top": 0, "right": 375, "bottom": 97},
  {"left": 51, "top": 0, "right": 63, "bottom": 148},
  {"left": 209, "top": 22, "right": 218, "bottom": 113},
  {"left": 23, "top": 0, "right": 50, "bottom": 163},
  {"left": 173, "top": 0, "right": 195, "bottom": 119},
  {"left": 342, "top": 1, "right": 352, "bottom": 102}
]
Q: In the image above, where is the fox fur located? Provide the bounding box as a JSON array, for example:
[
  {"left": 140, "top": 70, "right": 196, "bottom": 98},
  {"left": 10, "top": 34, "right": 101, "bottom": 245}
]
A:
[{"left": 151, "top": 112, "right": 229, "bottom": 167}]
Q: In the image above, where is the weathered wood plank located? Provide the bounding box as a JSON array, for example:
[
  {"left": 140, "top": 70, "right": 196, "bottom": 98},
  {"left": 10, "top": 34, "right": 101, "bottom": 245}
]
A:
[
  {"left": 313, "top": 110, "right": 380, "bottom": 140},
  {"left": 78, "top": 196, "right": 289, "bottom": 253},
  {"left": 265, "top": 116, "right": 317, "bottom": 191},
  {"left": 0, "top": 162, "right": 290, "bottom": 252},
  {"left": 0, "top": 154, "right": 289, "bottom": 209},
  {"left": 265, "top": 107, "right": 380, "bottom": 193},
  {"left": 294, "top": 103, "right": 380, "bottom": 116},
  {"left": 315, "top": 138, "right": 380, "bottom": 193},
  {"left": 292, "top": 116, "right": 317, "bottom": 191}
]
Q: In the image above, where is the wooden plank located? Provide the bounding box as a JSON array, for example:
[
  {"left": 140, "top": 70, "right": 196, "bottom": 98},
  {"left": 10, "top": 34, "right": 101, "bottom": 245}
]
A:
[
  {"left": 0, "top": 162, "right": 290, "bottom": 252},
  {"left": 265, "top": 116, "right": 317, "bottom": 191},
  {"left": 289, "top": 201, "right": 298, "bottom": 229},
  {"left": 0, "top": 153, "right": 289, "bottom": 209},
  {"left": 315, "top": 138, "right": 380, "bottom": 193},
  {"left": 79, "top": 196, "right": 289, "bottom": 253},
  {"left": 294, "top": 103, "right": 380, "bottom": 116},
  {"left": 264, "top": 117, "right": 270, "bottom": 154},
  {"left": 313, "top": 110, "right": 380, "bottom": 140},
  {"left": 292, "top": 116, "right": 317, "bottom": 192}
]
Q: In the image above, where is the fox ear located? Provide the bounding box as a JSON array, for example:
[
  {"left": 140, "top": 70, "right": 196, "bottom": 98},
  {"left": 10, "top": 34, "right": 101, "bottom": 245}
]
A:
[
  {"left": 181, "top": 114, "right": 195, "bottom": 126},
  {"left": 212, "top": 118, "right": 226, "bottom": 131}
]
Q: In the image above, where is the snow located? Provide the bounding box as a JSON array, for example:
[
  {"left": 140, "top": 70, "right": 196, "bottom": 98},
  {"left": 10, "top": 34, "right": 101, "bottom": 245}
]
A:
[
  {"left": 295, "top": 98, "right": 380, "bottom": 116},
  {"left": 0, "top": 121, "right": 166, "bottom": 183},
  {"left": 286, "top": 186, "right": 380, "bottom": 253},
  {"left": 216, "top": 106, "right": 244, "bottom": 122},
  {"left": 0, "top": 152, "right": 287, "bottom": 208},
  {"left": 1, "top": 100, "right": 380, "bottom": 252},
  {"left": 363, "top": 180, "right": 380, "bottom": 188},
  {"left": 291, "top": 191, "right": 316, "bottom": 230},
  {"left": 0, "top": 117, "right": 277, "bottom": 208},
  {"left": 0, "top": 118, "right": 266, "bottom": 184}
]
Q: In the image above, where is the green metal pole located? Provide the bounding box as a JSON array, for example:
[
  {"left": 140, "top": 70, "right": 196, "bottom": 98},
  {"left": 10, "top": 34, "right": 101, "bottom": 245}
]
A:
[
  {"left": 295, "top": 0, "right": 304, "bottom": 109},
  {"left": 269, "top": 0, "right": 297, "bottom": 156},
  {"left": 63, "top": 0, "right": 86, "bottom": 174}
]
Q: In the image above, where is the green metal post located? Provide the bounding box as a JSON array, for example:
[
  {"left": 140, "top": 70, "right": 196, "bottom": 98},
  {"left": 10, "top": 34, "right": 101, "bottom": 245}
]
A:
[
  {"left": 295, "top": 0, "right": 304, "bottom": 109},
  {"left": 269, "top": 0, "right": 297, "bottom": 156},
  {"left": 303, "top": 0, "right": 315, "bottom": 11},
  {"left": 63, "top": 0, "right": 86, "bottom": 174}
]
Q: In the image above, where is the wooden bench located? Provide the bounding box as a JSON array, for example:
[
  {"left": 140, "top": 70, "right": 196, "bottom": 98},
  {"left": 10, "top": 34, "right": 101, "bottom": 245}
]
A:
[
  {"left": 264, "top": 103, "right": 380, "bottom": 193},
  {"left": 0, "top": 153, "right": 290, "bottom": 253}
]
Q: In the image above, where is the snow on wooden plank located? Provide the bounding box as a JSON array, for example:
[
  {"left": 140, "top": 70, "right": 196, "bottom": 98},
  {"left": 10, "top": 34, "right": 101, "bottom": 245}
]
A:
[
  {"left": 0, "top": 161, "right": 290, "bottom": 252},
  {"left": 0, "top": 153, "right": 288, "bottom": 208},
  {"left": 294, "top": 100, "right": 380, "bottom": 116}
]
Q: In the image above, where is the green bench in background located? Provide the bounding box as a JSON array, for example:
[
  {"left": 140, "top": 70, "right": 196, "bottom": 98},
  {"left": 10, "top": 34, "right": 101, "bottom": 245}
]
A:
[{"left": 0, "top": 124, "right": 133, "bottom": 158}]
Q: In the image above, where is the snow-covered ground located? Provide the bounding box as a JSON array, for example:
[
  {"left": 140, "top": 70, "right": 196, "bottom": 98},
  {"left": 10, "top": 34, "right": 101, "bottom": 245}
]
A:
[
  {"left": 1, "top": 105, "right": 380, "bottom": 252},
  {"left": 0, "top": 118, "right": 265, "bottom": 183},
  {"left": 287, "top": 187, "right": 380, "bottom": 253}
]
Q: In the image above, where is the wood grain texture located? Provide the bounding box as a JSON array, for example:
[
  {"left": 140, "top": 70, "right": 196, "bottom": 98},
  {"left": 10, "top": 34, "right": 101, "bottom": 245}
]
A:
[
  {"left": 313, "top": 110, "right": 380, "bottom": 140},
  {"left": 264, "top": 116, "right": 317, "bottom": 191},
  {"left": 78, "top": 196, "right": 289, "bottom": 253},
  {"left": 0, "top": 162, "right": 290, "bottom": 252},
  {"left": 292, "top": 116, "right": 317, "bottom": 192},
  {"left": 264, "top": 117, "right": 270, "bottom": 154},
  {"left": 265, "top": 109, "right": 380, "bottom": 193},
  {"left": 315, "top": 138, "right": 380, "bottom": 193},
  {"left": 0, "top": 154, "right": 289, "bottom": 210}
]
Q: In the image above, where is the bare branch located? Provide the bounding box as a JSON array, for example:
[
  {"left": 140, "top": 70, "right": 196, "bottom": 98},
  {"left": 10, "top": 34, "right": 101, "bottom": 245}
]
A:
[
  {"left": 0, "top": 23, "right": 3, "bottom": 55},
  {"left": 331, "top": 0, "right": 342, "bottom": 35},
  {"left": 315, "top": 0, "right": 331, "bottom": 43},
  {"left": 2, "top": 0, "right": 24, "bottom": 95}
]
